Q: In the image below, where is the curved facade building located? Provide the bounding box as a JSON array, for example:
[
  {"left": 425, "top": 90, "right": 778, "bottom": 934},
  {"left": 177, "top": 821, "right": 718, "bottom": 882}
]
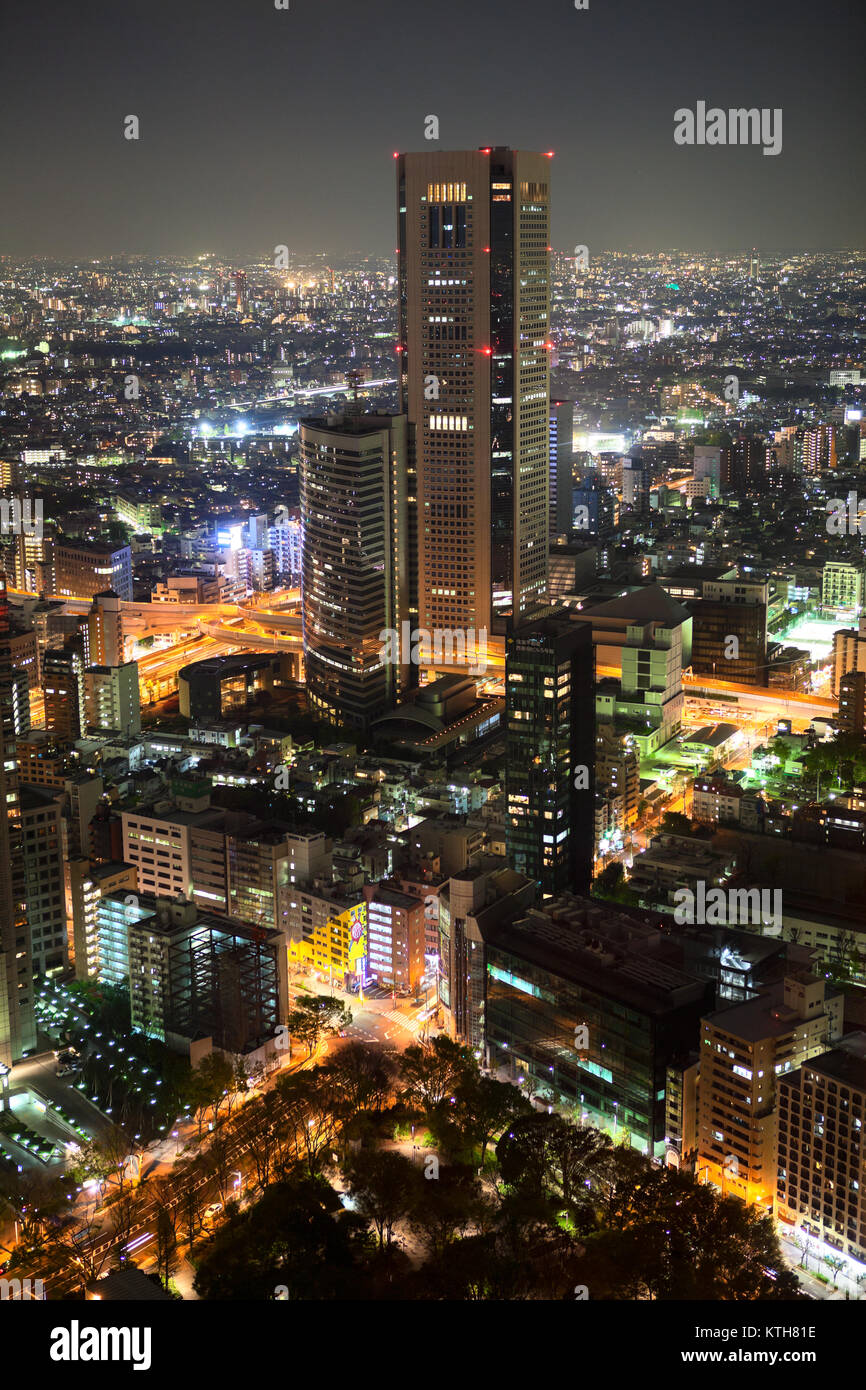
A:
[{"left": 299, "top": 412, "right": 409, "bottom": 730}]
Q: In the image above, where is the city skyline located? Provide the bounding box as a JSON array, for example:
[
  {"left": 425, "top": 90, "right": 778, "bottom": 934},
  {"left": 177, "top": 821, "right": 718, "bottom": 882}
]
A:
[{"left": 0, "top": 0, "right": 865, "bottom": 1323}]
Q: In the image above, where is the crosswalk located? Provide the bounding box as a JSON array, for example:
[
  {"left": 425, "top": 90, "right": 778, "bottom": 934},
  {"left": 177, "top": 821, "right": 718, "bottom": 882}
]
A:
[{"left": 383, "top": 1010, "right": 419, "bottom": 1033}]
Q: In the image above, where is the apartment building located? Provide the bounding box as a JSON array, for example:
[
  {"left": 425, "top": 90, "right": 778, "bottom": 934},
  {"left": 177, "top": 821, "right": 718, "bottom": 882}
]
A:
[{"left": 697, "top": 973, "right": 843, "bottom": 1207}]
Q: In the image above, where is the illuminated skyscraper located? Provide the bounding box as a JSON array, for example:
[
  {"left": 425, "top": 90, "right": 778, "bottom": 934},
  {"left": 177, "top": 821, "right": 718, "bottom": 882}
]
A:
[
  {"left": 0, "top": 574, "right": 36, "bottom": 1066},
  {"left": 397, "top": 147, "right": 552, "bottom": 636},
  {"left": 299, "top": 412, "right": 409, "bottom": 728},
  {"left": 235, "top": 270, "right": 248, "bottom": 313}
]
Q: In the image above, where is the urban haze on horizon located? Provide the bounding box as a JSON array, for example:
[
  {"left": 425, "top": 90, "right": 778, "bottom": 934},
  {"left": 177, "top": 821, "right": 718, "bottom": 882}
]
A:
[{"left": 1, "top": 0, "right": 863, "bottom": 259}]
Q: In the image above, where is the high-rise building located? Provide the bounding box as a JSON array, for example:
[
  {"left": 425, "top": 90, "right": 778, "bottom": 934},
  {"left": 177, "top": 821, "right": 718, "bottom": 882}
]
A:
[
  {"left": 83, "top": 661, "right": 141, "bottom": 738},
  {"left": 549, "top": 399, "right": 574, "bottom": 539},
  {"left": 86, "top": 590, "right": 125, "bottom": 666},
  {"left": 0, "top": 574, "right": 36, "bottom": 1066},
  {"left": 44, "top": 636, "right": 86, "bottom": 740},
  {"left": 691, "top": 577, "right": 768, "bottom": 686},
  {"left": 621, "top": 456, "right": 653, "bottom": 511},
  {"left": 693, "top": 444, "right": 724, "bottom": 497},
  {"left": 485, "top": 894, "right": 715, "bottom": 1157},
  {"left": 831, "top": 618, "right": 866, "bottom": 697},
  {"left": 20, "top": 785, "right": 67, "bottom": 975},
  {"left": 796, "top": 424, "right": 837, "bottom": 475},
  {"left": 15, "top": 526, "right": 50, "bottom": 594},
  {"left": 838, "top": 670, "right": 866, "bottom": 733},
  {"left": 234, "top": 269, "right": 248, "bottom": 313},
  {"left": 364, "top": 884, "right": 426, "bottom": 991},
  {"left": 49, "top": 540, "right": 133, "bottom": 602},
  {"left": 299, "top": 412, "right": 409, "bottom": 728},
  {"left": 777, "top": 1034, "right": 866, "bottom": 1265},
  {"left": 64, "top": 858, "right": 137, "bottom": 980},
  {"left": 505, "top": 614, "right": 594, "bottom": 897},
  {"left": 822, "top": 561, "right": 866, "bottom": 614},
  {"left": 437, "top": 865, "right": 536, "bottom": 1049},
  {"left": 397, "top": 147, "right": 551, "bottom": 636},
  {"left": 97, "top": 892, "right": 287, "bottom": 1051},
  {"left": 727, "top": 435, "right": 766, "bottom": 492},
  {"left": 697, "top": 973, "right": 842, "bottom": 1207}
]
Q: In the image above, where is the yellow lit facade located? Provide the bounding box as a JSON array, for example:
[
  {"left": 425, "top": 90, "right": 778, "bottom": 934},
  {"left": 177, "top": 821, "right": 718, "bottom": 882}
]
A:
[{"left": 289, "top": 901, "right": 367, "bottom": 982}]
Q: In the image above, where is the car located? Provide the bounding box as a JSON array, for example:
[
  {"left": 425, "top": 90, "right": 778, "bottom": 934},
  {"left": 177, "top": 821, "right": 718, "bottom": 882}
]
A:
[{"left": 204, "top": 1202, "right": 223, "bottom": 1221}]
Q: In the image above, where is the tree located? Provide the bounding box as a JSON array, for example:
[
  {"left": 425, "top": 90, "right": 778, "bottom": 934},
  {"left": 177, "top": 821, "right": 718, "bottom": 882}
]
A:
[
  {"left": 276, "top": 1072, "right": 341, "bottom": 1176},
  {"left": 153, "top": 1194, "right": 179, "bottom": 1291},
  {"left": 398, "top": 1035, "right": 476, "bottom": 1114},
  {"left": 320, "top": 1042, "right": 396, "bottom": 1115},
  {"left": 46, "top": 1208, "right": 107, "bottom": 1293},
  {"left": 106, "top": 1186, "right": 147, "bottom": 1264},
  {"left": 408, "top": 1165, "right": 488, "bottom": 1257},
  {"left": 547, "top": 1119, "right": 612, "bottom": 1213},
  {"left": 178, "top": 1170, "right": 206, "bottom": 1248},
  {"left": 448, "top": 1074, "right": 532, "bottom": 1165},
  {"left": 0, "top": 1170, "right": 70, "bottom": 1256},
  {"left": 286, "top": 995, "right": 352, "bottom": 1057},
  {"left": 661, "top": 811, "right": 693, "bottom": 836},
  {"left": 194, "top": 1176, "right": 369, "bottom": 1300},
  {"left": 495, "top": 1113, "right": 559, "bottom": 1200},
  {"left": 343, "top": 1149, "right": 421, "bottom": 1250},
  {"left": 183, "top": 1052, "right": 235, "bottom": 1136},
  {"left": 203, "top": 1133, "right": 234, "bottom": 1204}
]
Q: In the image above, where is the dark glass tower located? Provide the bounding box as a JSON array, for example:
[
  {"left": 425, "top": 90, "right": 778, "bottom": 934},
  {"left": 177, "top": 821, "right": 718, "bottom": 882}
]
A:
[{"left": 505, "top": 614, "right": 595, "bottom": 896}]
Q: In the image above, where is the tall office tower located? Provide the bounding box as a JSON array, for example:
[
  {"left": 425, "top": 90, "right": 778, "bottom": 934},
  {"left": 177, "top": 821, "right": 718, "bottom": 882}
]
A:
[
  {"left": 0, "top": 575, "right": 36, "bottom": 1066},
  {"left": 299, "top": 412, "right": 409, "bottom": 729},
  {"left": 549, "top": 399, "right": 574, "bottom": 539},
  {"left": 397, "top": 147, "right": 552, "bottom": 637},
  {"left": 44, "top": 635, "right": 86, "bottom": 739},
  {"left": 505, "top": 614, "right": 594, "bottom": 897},
  {"left": 235, "top": 270, "right": 248, "bottom": 313}
]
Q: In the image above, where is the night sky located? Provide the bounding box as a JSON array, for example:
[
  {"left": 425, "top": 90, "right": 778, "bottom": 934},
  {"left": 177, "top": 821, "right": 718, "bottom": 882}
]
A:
[{"left": 1, "top": 0, "right": 862, "bottom": 259}]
